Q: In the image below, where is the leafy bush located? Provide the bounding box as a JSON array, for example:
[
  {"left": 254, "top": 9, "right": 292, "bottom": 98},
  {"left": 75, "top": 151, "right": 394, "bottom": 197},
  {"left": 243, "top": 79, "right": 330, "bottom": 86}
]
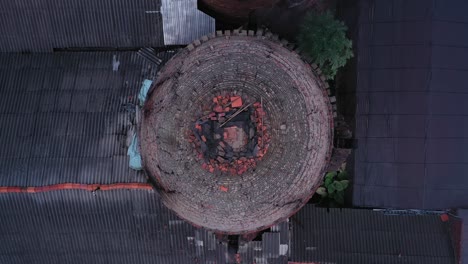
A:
[
  {"left": 316, "top": 170, "right": 349, "bottom": 207},
  {"left": 298, "top": 11, "right": 353, "bottom": 80}
]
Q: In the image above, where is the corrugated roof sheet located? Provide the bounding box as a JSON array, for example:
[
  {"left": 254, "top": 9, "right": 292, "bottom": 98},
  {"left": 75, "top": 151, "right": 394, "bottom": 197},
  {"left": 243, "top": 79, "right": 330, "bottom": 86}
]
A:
[
  {"left": 263, "top": 232, "right": 280, "bottom": 258},
  {"left": 0, "top": 51, "right": 167, "bottom": 187},
  {"left": 290, "top": 206, "right": 457, "bottom": 264},
  {"left": 0, "top": 0, "right": 164, "bottom": 52},
  {"left": 0, "top": 189, "right": 230, "bottom": 264},
  {"left": 459, "top": 209, "right": 468, "bottom": 264},
  {"left": 161, "top": 0, "right": 215, "bottom": 45},
  {"left": 353, "top": 0, "right": 468, "bottom": 209}
]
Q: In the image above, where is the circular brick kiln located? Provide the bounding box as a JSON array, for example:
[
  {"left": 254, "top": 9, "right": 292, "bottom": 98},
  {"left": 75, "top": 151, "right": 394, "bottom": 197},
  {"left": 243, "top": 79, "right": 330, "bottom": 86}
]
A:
[{"left": 140, "top": 30, "right": 333, "bottom": 234}]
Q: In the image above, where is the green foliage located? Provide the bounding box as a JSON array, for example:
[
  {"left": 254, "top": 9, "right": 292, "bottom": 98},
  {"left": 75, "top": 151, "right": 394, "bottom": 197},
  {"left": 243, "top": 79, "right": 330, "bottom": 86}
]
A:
[
  {"left": 298, "top": 11, "right": 354, "bottom": 80},
  {"left": 316, "top": 169, "right": 350, "bottom": 207},
  {"left": 337, "top": 170, "right": 348, "bottom": 180}
]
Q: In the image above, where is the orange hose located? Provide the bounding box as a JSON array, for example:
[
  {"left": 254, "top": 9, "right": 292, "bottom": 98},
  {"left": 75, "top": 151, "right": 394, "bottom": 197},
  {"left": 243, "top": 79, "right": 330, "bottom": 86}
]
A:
[{"left": 0, "top": 183, "right": 153, "bottom": 193}]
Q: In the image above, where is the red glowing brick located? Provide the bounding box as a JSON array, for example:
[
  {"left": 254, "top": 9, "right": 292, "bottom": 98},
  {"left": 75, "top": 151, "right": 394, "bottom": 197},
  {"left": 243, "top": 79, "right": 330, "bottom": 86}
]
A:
[{"left": 230, "top": 96, "right": 243, "bottom": 107}]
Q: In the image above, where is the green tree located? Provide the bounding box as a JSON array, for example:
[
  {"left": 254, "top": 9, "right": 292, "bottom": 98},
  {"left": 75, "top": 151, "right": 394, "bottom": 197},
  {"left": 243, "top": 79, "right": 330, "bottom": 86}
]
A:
[
  {"left": 316, "top": 170, "right": 349, "bottom": 207},
  {"left": 298, "top": 11, "right": 353, "bottom": 80}
]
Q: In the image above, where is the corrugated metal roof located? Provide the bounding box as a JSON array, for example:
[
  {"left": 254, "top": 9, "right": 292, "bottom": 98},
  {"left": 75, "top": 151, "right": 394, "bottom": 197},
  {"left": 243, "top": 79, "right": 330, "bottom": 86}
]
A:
[
  {"left": 161, "top": 0, "right": 215, "bottom": 45},
  {"left": 459, "top": 209, "right": 468, "bottom": 264},
  {"left": 263, "top": 232, "right": 280, "bottom": 258},
  {"left": 0, "top": 0, "right": 164, "bottom": 52},
  {"left": 0, "top": 188, "right": 290, "bottom": 263},
  {"left": 353, "top": 0, "right": 468, "bottom": 209},
  {"left": 0, "top": 51, "right": 170, "bottom": 187},
  {"left": 0, "top": 189, "right": 228, "bottom": 264},
  {"left": 290, "top": 206, "right": 456, "bottom": 264},
  {"left": 137, "top": 47, "right": 163, "bottom": 65}
]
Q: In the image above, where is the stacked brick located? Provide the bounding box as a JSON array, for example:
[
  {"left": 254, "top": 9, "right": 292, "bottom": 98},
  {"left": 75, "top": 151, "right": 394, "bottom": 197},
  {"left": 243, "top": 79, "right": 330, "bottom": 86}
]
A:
[
  {"left": 140, "top": 31, "right": 333, "bottom": 234},
  {"left": 189, "top": 94, "right": 270, "bottom": 175}
]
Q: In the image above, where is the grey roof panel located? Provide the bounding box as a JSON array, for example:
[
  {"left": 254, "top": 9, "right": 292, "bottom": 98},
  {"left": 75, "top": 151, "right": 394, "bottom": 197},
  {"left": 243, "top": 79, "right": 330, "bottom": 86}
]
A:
[
  {"left": 392, "top": 0, "right": 432, "bottom": 21},
  {"left": 426, "top": 164, "right": 468, "bottom": 189},
  {"left": 433, "top": 46, "right": 468, "bottom": 70},
  {"left": 355, "top": 163, "right": 425, "bottom": 188},
  {"left": 0, "top": 0, "right": 164, "bottom": 52},
  {"left": 430, "top": 69, "right": 468, "bottom": 93},
  {"left": 365, "top": 69, "right": 429, "bottom": 93},
  {"left": 161, "top": 0, "right": 215, "bottom": 45},
  {"left": 291, "top": 207, "right": 456, "bottom": 264},
  {"left": 262, "top": 232, "right": 280, "bottom": 258},
  {"left": 434, "top": 0, "right": 468, "bottom": 23},
  {"left": 358, "top": 185, "right": 425, "bottom": 209},
  {"left": 369, "top": 46, "right": 431, "bottom": 68},
  {"left": 432, "top": 21, "right": 468, "bottom": 47},
  {"left": 0, "top": 190, "right": 205, "bottom": 264},
  {"left": 424, "top": 190, "right": 468, "bottom": 209},
  {"left": 388, "top": 115, "right": 426, "bottom": 138},
  {"left": 394, "top": 138, "right": 425, "bottom": 163},
  {"left": 0, "top": 52, "right": 160, "bottom": 187},
  {"left": 426, "top": 138, "right": 468, "bottom": 163},
  {"left": 365, "top": 138, "right": 394, "bottom": 163},
  {"left": 354, "top": 0, "right": 468, "bottom": 209}
]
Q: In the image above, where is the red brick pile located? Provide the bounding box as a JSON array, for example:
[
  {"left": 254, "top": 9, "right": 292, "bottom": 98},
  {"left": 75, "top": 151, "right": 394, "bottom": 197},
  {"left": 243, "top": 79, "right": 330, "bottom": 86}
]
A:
[{"left": 188, "top": 95, "right": 270, "bottom": 175}]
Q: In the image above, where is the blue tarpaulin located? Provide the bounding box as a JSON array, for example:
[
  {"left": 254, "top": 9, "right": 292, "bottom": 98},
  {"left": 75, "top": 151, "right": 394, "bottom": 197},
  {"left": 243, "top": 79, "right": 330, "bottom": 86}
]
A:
[
  {"left": 127, "top": 134, "right": 142, "bottom": 170},
  {"left": 128, "top": 79, "right": 153, "bottom": 170},
  {"left": 138, "top": 79, "right": 153, "bottom": 107}
]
